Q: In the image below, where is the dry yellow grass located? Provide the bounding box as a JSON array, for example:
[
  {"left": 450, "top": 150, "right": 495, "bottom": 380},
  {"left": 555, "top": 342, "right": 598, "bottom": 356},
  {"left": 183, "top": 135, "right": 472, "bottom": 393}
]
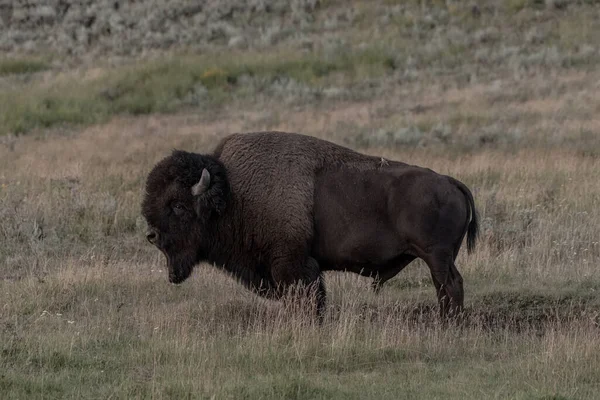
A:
[{"left": 2, "top": 258, "right": 599, "bottom": 398}]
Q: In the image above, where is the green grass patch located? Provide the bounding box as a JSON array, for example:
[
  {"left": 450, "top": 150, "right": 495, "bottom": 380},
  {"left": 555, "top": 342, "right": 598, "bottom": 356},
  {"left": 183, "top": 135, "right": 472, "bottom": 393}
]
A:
[
  {"left": 0, "top": 58, "right": 50, "bottom": 76},
  {"left": 0, "top": 48, "right": 396, "bottom": 136},
  {"left": 505, "top": 0, "right": 546, "bottom": 13}
]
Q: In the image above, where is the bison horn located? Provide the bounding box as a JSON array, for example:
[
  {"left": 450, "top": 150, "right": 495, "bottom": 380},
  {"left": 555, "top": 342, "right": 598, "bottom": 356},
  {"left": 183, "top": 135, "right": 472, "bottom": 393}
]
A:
[{"left": 191, "top": 168, "right": 211, "bottom": 196}]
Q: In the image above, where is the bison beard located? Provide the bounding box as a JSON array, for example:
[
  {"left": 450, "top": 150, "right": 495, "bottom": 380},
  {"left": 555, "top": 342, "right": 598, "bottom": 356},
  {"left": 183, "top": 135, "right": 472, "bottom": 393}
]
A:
[
  {"left": 166, "top": 251, "right": 195, "bottom": 284},
  {"left": 141, "top": 131, "right": 479, "bottom": 322}
]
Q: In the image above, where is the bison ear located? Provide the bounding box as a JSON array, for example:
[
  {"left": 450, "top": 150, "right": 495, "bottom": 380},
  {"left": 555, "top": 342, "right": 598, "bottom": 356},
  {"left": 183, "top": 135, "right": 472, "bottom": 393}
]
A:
[{"left": 191, "top": 169, "right": 211, "bottom": 196}]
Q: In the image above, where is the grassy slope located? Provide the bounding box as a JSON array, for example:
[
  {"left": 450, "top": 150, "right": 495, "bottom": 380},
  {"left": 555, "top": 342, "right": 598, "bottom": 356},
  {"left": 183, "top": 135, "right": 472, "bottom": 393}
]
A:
[{"left": 1, "top": 1, "right": 600, "bottom": 399}]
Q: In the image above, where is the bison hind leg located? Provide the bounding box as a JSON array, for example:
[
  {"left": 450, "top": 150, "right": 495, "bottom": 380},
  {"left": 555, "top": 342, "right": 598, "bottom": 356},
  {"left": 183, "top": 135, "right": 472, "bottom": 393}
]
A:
[{"left": 423, "top": 249, "right": 464, "bottom": 320}]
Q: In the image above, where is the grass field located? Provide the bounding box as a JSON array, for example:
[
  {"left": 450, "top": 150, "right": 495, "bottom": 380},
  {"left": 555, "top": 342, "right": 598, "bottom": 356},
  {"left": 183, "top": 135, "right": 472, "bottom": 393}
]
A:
[{"left": 2, "top": 1, "right": 600, "bottom": 399}]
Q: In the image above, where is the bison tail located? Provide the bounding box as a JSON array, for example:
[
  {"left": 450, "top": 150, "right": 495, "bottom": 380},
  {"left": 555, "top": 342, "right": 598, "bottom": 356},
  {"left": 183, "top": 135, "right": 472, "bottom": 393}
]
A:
[{"left": 450, "top": 177, "right": 479, "bottom": 254}]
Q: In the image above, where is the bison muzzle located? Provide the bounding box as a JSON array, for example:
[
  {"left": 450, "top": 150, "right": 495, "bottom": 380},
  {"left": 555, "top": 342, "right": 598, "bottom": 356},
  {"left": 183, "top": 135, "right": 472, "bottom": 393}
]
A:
[{"left": 141, "top": 131, "right": 478, "bottom": 321}]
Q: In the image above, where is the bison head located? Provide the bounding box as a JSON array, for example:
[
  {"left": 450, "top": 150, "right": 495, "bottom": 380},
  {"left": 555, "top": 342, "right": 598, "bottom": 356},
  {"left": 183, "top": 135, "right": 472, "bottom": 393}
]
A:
[{"left": 141, "top": 150, "right": 229, "bottom": 284}]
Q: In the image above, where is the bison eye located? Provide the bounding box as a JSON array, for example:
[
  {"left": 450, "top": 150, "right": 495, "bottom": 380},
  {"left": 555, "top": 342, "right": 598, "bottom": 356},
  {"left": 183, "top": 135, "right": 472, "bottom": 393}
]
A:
[{"left": 172, "top": 202, "right": 187, "bottom": 216}]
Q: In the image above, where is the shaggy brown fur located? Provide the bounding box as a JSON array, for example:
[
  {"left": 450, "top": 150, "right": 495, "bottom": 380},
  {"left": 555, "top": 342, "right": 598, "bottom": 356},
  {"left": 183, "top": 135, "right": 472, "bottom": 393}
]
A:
[{"left": 141, "top": 131, "right": 478, "bottom": 319}]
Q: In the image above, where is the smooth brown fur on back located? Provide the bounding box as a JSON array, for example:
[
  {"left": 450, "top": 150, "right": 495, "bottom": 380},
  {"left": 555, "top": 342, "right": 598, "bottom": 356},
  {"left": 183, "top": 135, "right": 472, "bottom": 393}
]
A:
[{"left": 313, "top": 166, "right": 468, "bottom": 270}]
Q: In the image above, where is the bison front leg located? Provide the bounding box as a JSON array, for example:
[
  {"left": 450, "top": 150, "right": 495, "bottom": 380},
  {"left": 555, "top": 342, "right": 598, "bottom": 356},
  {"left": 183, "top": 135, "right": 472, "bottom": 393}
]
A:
[{"left": 271, "top": 254, "right": 326, "bottom": 324}]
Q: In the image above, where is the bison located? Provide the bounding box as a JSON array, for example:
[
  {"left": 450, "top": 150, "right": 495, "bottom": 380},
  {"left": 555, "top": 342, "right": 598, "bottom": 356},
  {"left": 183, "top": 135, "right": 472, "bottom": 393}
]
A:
[{"left": 141, "top": 131, "right": 478, "bottom": 320}]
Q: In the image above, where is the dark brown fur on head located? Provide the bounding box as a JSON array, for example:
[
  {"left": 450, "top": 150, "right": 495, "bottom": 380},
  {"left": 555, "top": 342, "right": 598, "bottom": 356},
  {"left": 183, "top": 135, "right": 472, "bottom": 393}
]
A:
[{"left": 141, "top": 150, "right": 229, "bottom": 283}]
